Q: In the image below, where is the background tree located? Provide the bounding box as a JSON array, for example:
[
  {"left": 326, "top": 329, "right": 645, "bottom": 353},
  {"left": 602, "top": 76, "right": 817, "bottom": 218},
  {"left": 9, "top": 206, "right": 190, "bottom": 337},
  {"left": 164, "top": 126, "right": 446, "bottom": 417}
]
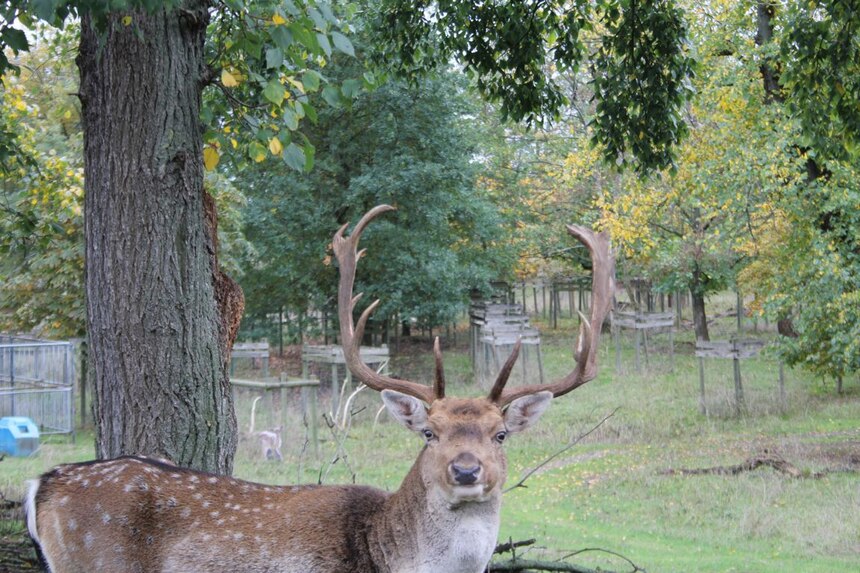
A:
[
  {"left": 237, "top": 67, "right": 514, "bottom": 342},
  {"left": 0, "top": 30, "right": 84, "bottom": 338}
]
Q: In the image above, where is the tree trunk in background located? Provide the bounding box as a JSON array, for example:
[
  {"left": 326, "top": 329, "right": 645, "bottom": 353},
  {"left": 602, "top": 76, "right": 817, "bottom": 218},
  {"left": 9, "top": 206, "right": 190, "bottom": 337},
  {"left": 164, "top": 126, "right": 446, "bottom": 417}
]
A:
[
  {"left": 690, "top": 266, "right": 710, "bottom": 342},
  {"left": 79, "top": 3, "right": 241, "bottom": 474}
]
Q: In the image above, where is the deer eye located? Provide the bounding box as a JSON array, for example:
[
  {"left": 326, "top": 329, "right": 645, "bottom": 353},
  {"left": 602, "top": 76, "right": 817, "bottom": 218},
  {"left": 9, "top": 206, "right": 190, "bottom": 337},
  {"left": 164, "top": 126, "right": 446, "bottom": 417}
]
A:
[
  {"left": 495, "top": 431, "right": 508, "bottom": 444},
  {"left": 422, "top": 428, "right": 435, "bottom": 441}
]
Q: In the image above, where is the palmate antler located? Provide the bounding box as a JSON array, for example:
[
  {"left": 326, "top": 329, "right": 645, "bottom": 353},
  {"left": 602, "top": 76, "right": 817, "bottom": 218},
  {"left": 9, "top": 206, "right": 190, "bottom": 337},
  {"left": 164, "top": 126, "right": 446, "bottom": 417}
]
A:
[
  {"left": 333, "top": 206, "right": 614, "bottom": 407},
  {"left": 333, "top": 205, "right": 444, "bottom": 404},
  {"left": 488, "top": 225, "right": 615, "bottom": 406}
]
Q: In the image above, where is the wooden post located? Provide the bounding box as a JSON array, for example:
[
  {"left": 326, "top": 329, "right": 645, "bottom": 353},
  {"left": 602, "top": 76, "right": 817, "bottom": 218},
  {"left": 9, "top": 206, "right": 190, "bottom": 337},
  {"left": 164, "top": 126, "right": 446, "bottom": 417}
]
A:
[
  {"left": 330, "top": 362, "right": 339, "bottom": 413},
  {"left": 698, "top": 356, "right": 707, "bottom": 416},
  {"left": 643, "top": 327, "right": 650, "bottom": 369},
  {"left": 536, "top": 343, "right": 545, "bottom": 385},
  {"left": 736, "top": 291, "right": 743, "bottom": 333},
  {"left": 541, "top": 285, "right": 547, "bottom": 319},
  {"left": 279, "top": 372, "right": 288, "bottom": 430},
  {"left": 733, "top": 350, "right": 745, "bottom": 415},
  {"left": 669, "top": 328, "right": 675, "bottom": 373},
  {"left": 634, "top": 329, "right": 641, "bottom": 372},
  {"left": 278, "top": 307, "right": 284, "bottom": 357},
  {"left": 308, "top": 379, "right": 319, "bottom": 458},
  {"left": 778, "top": 361, "right": 786, "bottom": 411},
  {"left": 613, "top": 320, "right": 622, "bottom": 374}
]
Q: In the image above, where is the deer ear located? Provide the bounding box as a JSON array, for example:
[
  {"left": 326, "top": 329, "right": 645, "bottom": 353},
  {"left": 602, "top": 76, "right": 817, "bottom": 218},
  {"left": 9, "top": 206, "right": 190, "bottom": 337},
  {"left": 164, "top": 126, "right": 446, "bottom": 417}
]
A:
[
  {"left": 504, "top": 391, "right": 553, "bottom": 434},
  {"left": 381, "top": 390, "right": 428, "bottom": 432}
]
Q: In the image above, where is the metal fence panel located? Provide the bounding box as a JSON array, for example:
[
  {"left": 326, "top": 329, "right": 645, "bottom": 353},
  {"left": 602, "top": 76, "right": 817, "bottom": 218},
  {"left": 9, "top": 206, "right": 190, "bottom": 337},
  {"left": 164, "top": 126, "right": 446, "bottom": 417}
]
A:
[{"left": 0, "top": 337, "right": 75, "bottom": 435}]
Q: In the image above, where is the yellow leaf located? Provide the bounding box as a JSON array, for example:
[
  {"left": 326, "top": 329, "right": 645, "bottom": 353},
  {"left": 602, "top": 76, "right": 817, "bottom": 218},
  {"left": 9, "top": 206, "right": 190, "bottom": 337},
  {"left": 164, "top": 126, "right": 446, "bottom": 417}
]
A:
[
  {"left": 122, "top": 15, "right": 132, "bottom": 26},
  {"left": 203, "top": 147, "right": 220, "bottom": 171},
  {"left": 14, "top": 99, "right": 26, "bottom": 111},
  {"left": 221, "top": 69, "right": 239, "bottom": 87},
  {"left": 269, "top": 137, "right": 283, "bottom": 155},
  {"left": 253, "top": 150, "right": 266, "bottom": 163},
  {"left": 272, "top": 13, "right": 286, "bottom": 25},
  {"left": 231, "top": 138, "right": 238, "bottom": 149}
]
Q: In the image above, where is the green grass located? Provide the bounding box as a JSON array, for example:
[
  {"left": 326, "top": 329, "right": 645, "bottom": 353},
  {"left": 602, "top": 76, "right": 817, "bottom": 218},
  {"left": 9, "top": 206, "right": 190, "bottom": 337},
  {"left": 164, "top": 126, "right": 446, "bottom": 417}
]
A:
[{"left": 2, "top": 306, "right": 858, "bottom": 572}]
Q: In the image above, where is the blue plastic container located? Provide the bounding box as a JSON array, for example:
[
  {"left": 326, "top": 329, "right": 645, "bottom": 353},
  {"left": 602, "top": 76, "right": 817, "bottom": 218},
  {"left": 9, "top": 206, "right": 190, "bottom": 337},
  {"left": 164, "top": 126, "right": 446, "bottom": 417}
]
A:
[{"left": 0, "top": 417, "right": 40, "bottom": 457}]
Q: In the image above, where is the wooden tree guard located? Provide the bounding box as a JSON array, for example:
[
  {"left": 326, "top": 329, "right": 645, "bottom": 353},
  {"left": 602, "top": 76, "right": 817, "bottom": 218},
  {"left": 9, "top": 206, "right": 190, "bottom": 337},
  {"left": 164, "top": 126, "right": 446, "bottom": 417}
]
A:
[
  {"left": 230, "top": 341, "right": 271, "bottom": 378},
  {"left": 470, "top": 302, "right": 544, "bottom": 388},
  {"left": 612, "top": 311, "right": 675, "bottom": 373},
  {"left": 231, "top": 375, "right": 321, "bottom": 458},
  {"left": 549, "top": 277, "right": 591, "bottom": 329},
  {"left": 695, "top": 338, "right": 766, "bottom": 416},
  {"left": 301, "top": 345, "right": 390, "bottom": 413}
]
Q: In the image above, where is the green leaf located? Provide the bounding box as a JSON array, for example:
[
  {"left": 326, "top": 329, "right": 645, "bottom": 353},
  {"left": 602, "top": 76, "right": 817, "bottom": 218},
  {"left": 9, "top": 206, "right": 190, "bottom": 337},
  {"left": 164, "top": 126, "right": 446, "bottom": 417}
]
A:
[
  {"left": 321, "top": 85, "right": 342, "bottom": 107},
  {"left": 301, "top": 101, "right": 318, "bottom": 123},
  {"left": 308, "top": 8, "right": 326, "bottom": 30},
  {"left": 265, "top": 47, "right": 283, "bottom": 69},
  {"left": 290, "top": 22, "right": 320, "bottom": 52},
  {"left": 270, "top": 26, "right": 292, "bottom": 50},
  {"left": 248, "top": 141, "right": 268, "bottom": 163},
  {"left": 282, "top": 142, "right": 306, "bottom": 171},
  {"left": 1, "top": 28, "right": 29, "bottom": 53},
  {"left": 282, "top": 106, "right": 299, "bottom": 130},
  {"left": 318, "top": 3, "right": 338, "bottom": 25},
  {"left": 263, "top": 80, "right": 286, "bottom": 105},
  {"left": 316, "top": 33, "right": 332, "bottom": 57},
  {"left": 302, "top": 70, "right": 321, "bottom": 92},
  {"left": 341, "top": 78, "right": 362, "bottom": 98},
  {"left": 331, "top": 31, "right": 355, "bottom": 56},
  {"left": 303, "top": 142, "right": 315, "bottom": 171}
]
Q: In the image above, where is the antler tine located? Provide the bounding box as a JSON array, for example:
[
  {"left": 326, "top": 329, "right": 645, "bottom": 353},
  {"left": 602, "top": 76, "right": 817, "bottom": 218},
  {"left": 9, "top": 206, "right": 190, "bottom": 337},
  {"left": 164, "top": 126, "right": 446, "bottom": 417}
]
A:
[
  {"left": 486, "top": 339, "right": 522, "bottom": 403},
  {"left": 334, "top": 205, "right": 437, "bottom": 404},
  {"left": 493, "top": 225, "right": 615, "bottom": 407},
  {"left": 433, "top": 337, "right": 445, "bottom": 400}
]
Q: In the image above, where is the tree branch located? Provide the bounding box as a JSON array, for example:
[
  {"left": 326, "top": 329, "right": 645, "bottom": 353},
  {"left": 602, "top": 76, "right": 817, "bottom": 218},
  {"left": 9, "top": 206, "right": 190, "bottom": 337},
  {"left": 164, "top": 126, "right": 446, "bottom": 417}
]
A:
[{"left": 504, "top": 408, "right": 619, "bottom": 494}]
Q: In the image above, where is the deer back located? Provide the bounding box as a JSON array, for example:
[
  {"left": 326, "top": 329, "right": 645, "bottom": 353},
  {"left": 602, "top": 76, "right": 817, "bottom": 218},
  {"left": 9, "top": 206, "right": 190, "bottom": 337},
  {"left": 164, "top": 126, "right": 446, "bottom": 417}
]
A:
[{"left": 27, "top": 456, "right": 387, "bottom": 573}]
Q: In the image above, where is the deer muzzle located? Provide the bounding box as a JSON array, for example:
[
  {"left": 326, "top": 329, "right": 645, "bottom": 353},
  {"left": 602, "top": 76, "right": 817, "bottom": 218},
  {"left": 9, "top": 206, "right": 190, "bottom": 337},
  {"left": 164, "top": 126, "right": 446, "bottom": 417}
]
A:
[{"left": 449, "top": 452, "right": 482, "bottom": 486}]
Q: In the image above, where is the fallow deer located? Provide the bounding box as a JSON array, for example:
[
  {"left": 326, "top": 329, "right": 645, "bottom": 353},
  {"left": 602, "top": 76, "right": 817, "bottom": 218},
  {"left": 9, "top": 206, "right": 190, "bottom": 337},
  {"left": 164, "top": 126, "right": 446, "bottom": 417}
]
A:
[{"left": 25, "top": 205, "right": 614, "bottom": 573}]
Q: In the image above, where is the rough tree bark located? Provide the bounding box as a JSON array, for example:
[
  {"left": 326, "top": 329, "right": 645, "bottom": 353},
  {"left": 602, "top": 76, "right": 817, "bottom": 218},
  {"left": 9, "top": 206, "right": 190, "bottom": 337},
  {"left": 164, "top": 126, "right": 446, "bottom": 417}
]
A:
[{"left": 79, "top": 2, "right": 242, "bottom": 474}]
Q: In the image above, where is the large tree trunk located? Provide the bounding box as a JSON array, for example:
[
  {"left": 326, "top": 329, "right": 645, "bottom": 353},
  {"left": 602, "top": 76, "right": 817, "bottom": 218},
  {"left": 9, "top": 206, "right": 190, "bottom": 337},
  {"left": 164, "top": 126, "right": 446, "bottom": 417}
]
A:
[{"left": 79, "top": 3, "right": 240, "bottom": 474}]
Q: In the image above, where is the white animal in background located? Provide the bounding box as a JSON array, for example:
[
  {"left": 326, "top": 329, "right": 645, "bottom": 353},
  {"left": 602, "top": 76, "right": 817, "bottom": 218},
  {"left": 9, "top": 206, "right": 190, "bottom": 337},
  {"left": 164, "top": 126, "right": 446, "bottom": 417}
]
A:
[{"left": 249, "top": 396, "right": 284, "bottom": 462}]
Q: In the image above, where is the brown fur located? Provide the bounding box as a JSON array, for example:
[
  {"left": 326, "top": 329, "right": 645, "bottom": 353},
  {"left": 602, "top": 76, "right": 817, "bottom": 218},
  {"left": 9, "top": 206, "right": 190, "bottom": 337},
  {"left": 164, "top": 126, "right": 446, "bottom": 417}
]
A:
[{"left": 27, "top": 395, "right": 550, "bottom": 573}]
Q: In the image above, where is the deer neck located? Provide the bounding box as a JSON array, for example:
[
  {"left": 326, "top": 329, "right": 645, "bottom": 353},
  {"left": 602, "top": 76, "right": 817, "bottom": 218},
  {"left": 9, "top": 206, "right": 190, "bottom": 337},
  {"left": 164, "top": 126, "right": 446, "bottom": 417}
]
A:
[{"left": 368, "top": 448, "right": 502, "bottom": 573}]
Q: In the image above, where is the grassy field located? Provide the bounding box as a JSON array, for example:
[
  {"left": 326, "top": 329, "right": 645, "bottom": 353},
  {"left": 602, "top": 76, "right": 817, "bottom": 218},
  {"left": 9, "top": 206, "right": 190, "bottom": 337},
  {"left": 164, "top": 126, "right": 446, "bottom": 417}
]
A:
[{"left": 2, "top": 307, "right": 858, "bottom": 572}]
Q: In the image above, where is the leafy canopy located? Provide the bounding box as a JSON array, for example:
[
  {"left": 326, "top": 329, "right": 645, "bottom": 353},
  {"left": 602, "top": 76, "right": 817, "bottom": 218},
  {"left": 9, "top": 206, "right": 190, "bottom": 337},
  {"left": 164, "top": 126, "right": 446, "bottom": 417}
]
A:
[
  {"left": 0, "top": 0, "right": 362, "bottom": 172},
  {"left": 370, "top": 0, "right": 695, "bottom": 172}
]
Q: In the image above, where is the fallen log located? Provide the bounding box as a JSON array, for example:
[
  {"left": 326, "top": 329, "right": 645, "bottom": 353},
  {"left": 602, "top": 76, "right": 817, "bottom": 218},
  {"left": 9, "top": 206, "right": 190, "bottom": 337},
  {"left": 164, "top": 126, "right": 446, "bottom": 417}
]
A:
[{"left": 659, "top": 449, "right": 858, "bottom": 479}]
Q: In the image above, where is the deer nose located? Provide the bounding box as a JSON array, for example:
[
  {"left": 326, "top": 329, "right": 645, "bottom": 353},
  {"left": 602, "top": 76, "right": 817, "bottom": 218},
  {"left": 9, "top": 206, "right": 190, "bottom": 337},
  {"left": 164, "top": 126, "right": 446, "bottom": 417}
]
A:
[{"left": 450, "top": 453, "right": 482, "bottom": 485}]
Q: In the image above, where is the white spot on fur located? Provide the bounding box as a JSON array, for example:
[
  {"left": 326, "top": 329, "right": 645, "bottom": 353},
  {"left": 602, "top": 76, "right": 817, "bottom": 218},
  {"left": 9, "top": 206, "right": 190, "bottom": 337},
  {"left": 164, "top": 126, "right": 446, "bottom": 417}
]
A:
[
  {"left": 84, "top": 532, "right": 95, "bottom": 549},
  {"left": 68, "top": 519, "right": 77, "bottom": 531}
]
